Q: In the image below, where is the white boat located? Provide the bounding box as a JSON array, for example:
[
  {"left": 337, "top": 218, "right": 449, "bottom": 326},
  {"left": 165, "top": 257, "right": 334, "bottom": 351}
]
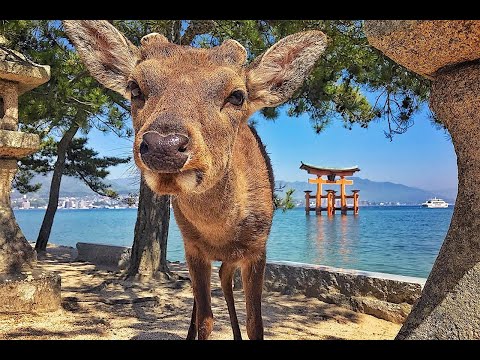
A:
[{"left": 421, "top": 198, "right": 449, "bottom": 208}]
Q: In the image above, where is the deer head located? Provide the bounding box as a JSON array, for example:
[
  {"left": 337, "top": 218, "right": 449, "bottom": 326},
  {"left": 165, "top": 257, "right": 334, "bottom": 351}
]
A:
[{"left": 63, "top": 21, "right": 327, "bottom": 195}]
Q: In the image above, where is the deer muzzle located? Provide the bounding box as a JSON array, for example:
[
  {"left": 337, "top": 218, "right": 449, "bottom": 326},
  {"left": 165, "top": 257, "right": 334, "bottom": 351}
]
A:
[{"left": 139, "top": 131, "right": 190, "bottom": 172}]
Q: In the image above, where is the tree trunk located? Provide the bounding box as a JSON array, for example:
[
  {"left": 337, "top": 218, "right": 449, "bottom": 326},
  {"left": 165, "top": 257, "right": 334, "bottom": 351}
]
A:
[
  {"left": 35, "top": 123, "right": 79, "bottom": 252},
  {"left": 127, "top": 176, "right": 170, "bottom": 279}
]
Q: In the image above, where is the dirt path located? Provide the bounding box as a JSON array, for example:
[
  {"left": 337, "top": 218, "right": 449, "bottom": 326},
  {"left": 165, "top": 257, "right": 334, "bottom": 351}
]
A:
[{"left": 0, "top": 245, "right": 400, "bottom": 340}]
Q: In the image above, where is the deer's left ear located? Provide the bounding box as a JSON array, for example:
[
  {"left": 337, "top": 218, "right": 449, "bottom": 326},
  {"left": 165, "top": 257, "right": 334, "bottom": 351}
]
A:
[{"left": 247, "top": 31, "right": 327, "bottom": 112}]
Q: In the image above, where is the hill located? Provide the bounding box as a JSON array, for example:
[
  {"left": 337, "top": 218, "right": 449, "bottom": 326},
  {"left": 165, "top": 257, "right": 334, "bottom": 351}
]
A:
[
  {"left": 11, "top": 174, "right": 456, "bottom": 204},
  {"left": 11, "top": 174, "right": 141, "bottom": 198},
  {"left": 276, "top": 177, "right": 456, "bottom": 204}
]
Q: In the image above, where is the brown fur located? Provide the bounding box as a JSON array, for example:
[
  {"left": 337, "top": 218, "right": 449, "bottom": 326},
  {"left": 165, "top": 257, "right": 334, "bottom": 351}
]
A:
[{"left": 63, "top": 20, "right": 327, "bottom": 340}]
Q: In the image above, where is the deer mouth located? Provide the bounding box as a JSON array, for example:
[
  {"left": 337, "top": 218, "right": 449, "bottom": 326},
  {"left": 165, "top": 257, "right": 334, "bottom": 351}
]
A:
[
  {"left": 142, "top": 167, "right": 204, "bottom": 195},
  {"left": 140, "top": 148, "right": 189, "bottom": 173},
  {"left": 142, "top": 160, "right": 187, "bottom": 174}
]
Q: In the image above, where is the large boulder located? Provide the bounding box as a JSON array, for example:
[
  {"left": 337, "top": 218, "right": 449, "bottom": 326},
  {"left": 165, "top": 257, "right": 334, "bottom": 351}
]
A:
[{"left": 365, "top": 20, "right": 480, "bottom": 339}]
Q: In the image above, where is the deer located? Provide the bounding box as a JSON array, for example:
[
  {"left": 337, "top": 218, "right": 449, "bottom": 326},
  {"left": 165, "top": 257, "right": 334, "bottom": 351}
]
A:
[{"left": 63, "top": 20, "right": 327, "bottom": 340}]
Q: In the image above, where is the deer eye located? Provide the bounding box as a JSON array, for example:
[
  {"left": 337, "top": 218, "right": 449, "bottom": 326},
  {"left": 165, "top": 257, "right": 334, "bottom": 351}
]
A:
[
  {"left": 128, "top": 81, "right": 144, "bottom": 102},
  {"left": 226, "top": 90, "right": 245, "bottom": 106}
]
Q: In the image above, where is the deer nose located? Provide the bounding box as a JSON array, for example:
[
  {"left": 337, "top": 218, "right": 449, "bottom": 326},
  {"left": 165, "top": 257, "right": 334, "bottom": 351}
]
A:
[{"left": 139, "top": 132, "right": 189, "bottom": 172}]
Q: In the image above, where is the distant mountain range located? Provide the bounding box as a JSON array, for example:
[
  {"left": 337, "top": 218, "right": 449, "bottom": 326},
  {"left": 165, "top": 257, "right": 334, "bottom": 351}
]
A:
[
  {"left": 12, "top": 174, "right": 457, "bottom": 204},
  {"left": 11, "top": 174, "right": 140, "bottom": 198},
  {"left": 276, "top": 177, "right": 456, "bottom": 204}
]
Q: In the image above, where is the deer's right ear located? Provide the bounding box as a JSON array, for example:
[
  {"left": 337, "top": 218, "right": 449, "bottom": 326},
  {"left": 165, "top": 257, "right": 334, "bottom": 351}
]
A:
[
  {"left": 63, "top": 20, "right": 140, "bottom": 99},
  {"left": 246, "top": 31, "right": 327, "bottom": 112}
]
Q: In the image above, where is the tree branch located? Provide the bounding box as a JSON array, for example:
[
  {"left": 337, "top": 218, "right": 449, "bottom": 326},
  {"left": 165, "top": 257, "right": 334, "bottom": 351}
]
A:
[{"left": 181, "top": 20, "right": 215, "bottom": 45}]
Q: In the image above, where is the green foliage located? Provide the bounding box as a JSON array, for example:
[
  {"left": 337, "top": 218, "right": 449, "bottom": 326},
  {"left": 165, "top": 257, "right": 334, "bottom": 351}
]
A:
[
  {"left": 4, "top": 20, "right": 434, "bottom": 146},
  {"left": 267, "top": 21, "right": 431, "bottom": 139},
  {"left": 63, "top": 138, "right": 129, "bottom": 197},
  {"left": 274, "top": 188, "right": 296, "bottom": 212},
  {"left": 12, "top": 170, "right": 41, "bottom": 194},
  {"left": 122, "top": 193, "right": 138, "bottom": 207},
  {"left": 17, "top": 136, "right": 128, "bottom": 198},
  {"left": 1, "top": 21, "right": 131, "bottom": 135}
]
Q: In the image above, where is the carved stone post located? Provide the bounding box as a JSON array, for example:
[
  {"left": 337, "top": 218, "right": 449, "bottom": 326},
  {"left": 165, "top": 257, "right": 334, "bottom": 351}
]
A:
[{"left": 0, "top": 44, "right": 61, "bottom": 313}]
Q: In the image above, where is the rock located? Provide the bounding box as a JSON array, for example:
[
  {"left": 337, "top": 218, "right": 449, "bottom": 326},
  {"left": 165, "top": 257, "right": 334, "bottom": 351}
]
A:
[
  {"left": 364, "top": 20, "right": 480, "bottom": 78},
  {"left": 0, "top": 80, "right": 18, "bottom": 130},
  {"left": 0, "top": 269, "right": 61, "bottom": 313},
  {"left": 76, "top": 242, "right": 131, "bottom": 270},
  {"left": 0, "top": 130, "right": 39, "bottom": 158},
  {"left": 365, "top": 20, "right": 480, "bottom": 339},
  {"left": 396, "top": 63, "right": 480, "bottom": 339},
  {"left": 354, "top": 297, "right": 412, "bottom": 324},
  {"left": 0, "top": 47, "right": 50, "bottom": 95}
]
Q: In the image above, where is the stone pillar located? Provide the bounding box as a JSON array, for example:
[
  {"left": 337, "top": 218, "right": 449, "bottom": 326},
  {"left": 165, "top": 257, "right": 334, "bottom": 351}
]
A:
[
  {"left": 0, "top": 159, "right": 36, "bottom": 272},
  {"left": 0, "top": 45, "right": 61, "bottom": 313},
  {"left": 0, "top": 81, "right": 18, "bottom": 130},
  {"left": 365, "top": 20, "right": 480, "bottom": 339}
]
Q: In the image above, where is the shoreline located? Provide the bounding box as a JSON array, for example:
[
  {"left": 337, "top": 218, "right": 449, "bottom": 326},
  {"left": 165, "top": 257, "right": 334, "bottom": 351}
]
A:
[
  {"left": 12, "top": 204, "right": 455, "bottom": 211},
  {"left": 14, "top": 207, "right": 449, "bottom": 278}
]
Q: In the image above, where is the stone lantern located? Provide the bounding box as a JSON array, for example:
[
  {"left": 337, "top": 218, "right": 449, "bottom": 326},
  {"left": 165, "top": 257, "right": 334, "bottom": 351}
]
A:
[
  {"left": 364, "top": 21, "right": 480, "bottom": 339},
  {"left": 0, "top": 42, "right": 61, "bottom": 312}
]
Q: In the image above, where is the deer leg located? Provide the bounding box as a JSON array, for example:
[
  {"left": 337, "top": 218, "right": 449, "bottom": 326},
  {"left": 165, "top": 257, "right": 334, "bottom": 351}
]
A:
[
  {"left": 186, "top": 254, "right": 213, "bottom": 340},
  {"left": 219, "top": 262, "right": 242, "bottom": 340},
  {"left": 186, "top": 299, "right": 197, "bottom": 340},
  {"left": 241, "top": 253, "right": 266, "bottom": 340}
]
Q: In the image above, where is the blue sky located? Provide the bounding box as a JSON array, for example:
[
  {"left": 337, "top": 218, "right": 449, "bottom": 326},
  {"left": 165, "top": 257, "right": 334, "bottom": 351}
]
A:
[{"left": 87, "top": 105, "right": 457, "bottom": 192}]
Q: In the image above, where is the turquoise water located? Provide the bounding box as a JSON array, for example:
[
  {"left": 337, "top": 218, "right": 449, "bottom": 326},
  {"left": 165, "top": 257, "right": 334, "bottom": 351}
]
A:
[{"left": 14, "top": 206, "right": 453, "bottom": 278}]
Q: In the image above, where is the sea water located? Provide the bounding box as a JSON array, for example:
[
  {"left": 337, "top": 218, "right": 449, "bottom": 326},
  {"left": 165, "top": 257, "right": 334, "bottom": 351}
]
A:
[{"left": 14, "top": 206, "right": 453, "bottom": 278}]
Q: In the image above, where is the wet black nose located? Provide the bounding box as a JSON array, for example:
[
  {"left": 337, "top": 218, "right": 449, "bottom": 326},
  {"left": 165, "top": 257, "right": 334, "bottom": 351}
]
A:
[{"left": 140, "top": 132, "right": 189, "bottom": 172}]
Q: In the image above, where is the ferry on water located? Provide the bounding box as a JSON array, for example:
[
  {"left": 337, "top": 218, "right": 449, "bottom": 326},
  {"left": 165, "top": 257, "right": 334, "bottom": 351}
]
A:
[{"left": 421, "top": 198, "right": 449, "bottom": 208}]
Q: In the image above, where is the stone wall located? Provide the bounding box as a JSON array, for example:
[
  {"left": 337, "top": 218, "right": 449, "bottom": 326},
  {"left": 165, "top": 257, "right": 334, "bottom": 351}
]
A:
[
  {"left": 75, "top": 242, "right": 424, "bottom": 323},
  {"left": 235, "top": 261, "right": 424, "bottom": 324}
]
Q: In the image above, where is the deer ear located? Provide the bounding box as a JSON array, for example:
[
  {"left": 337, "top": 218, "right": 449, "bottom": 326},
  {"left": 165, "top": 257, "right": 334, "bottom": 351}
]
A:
[
  {"left": 247, "top": 31, "right": 327, "bottom": 111},
  {"left": 213, "top": 39, "right": 247, "bottom": 65},
  {"left": 63, "top": 20, "right": 140, "bottom": 99}
]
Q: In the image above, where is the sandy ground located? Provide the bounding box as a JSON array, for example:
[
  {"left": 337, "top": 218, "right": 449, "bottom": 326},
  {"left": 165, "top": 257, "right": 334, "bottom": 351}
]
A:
[{"left": 0, "top": 245, "right": 400, "bottom": 340}]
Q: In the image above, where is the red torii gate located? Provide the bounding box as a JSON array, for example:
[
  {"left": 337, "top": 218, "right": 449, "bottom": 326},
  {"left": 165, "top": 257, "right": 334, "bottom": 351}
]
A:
[{"left": 300, "top": 162, "right": 360, "bottom": 215}]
